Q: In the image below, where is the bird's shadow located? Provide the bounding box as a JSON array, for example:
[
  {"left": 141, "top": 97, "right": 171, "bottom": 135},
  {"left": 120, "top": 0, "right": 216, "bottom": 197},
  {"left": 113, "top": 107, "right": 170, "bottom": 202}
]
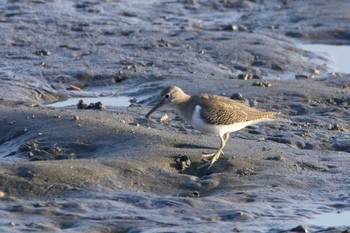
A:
[
  {"left": 174, "top": 143, "right": 216, "bottom": 150},
  {"left": 171, "top": 154, "right": 232, "bottom": 177}
]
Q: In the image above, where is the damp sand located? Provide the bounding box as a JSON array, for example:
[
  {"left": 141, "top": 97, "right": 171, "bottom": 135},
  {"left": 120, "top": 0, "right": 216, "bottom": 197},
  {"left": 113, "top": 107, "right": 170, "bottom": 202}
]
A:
[{"left": 1, "top": 1, "right": 350, "bottom": 232}]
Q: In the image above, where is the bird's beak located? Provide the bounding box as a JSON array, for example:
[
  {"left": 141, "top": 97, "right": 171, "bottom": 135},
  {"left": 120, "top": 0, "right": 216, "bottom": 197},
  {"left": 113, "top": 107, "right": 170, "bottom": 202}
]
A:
[{"left": 146, "top": 99, "right": 164, "bottom": 119}]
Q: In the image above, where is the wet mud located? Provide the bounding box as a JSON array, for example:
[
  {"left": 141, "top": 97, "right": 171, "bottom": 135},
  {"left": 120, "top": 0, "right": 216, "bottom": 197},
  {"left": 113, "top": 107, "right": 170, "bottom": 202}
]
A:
[{"left": 1, "top": 0, "right": 350, "bottom": 232}]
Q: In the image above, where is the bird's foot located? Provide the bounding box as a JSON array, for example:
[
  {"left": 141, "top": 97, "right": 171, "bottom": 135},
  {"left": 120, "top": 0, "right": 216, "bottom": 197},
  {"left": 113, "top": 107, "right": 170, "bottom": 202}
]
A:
[
  {"left": 198, "top": 150, "right": 223, "bottom": 169},
  {"left": 200, "top": 153, "right": 215, "bottom": 161},
  {"left": 200, "top": 151, "right": 224, "bottom": 161}
]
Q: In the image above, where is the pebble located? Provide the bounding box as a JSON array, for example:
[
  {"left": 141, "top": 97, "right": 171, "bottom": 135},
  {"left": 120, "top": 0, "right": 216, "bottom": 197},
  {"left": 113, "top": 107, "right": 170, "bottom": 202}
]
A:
[
  {"left": 67, "top": 85, "right": 82, "bottom": 91},
  {"left": 238, "top": 74, "right": 253, "bottom": 80},
  {"left": 175, "top": 155, "right": 191, "bottom": 171},
  {"left": 129, "top": 97, "right": 137, "bottom": 104},
  {"left": 236, "top": 167, "right": 253, "bottom": 175},
  {"left": 0, "top": 191, "right": 5, "bottom": 197},
  {"left": 295, "top": 74, "right": 313, "bottom": 79},
  {"left": 230, "top": 92, "right": 244, "bottom": 100},
  {"left": 252, "top": 81, "right": 272, "bottom": 87},
  {"left": 34, "top": 49, "right": 51, "bottom": 56},
  {"left": 160, "top": 114, "right": 168, "bottom": 123},
  {"left": 114, "top": 72, "right": 128, "bottom": 83},
  {"left": 327, "top": 123, "right": 342, "bottom": 131},
  {"left": 74, "top": 115, "right": 82, "bottom": 121},
  {"left": 290, "top": 225, "right": 307, "bottom": 233},
  {"left": 128, "top": 123, "right": 140, "bottom": 127}
]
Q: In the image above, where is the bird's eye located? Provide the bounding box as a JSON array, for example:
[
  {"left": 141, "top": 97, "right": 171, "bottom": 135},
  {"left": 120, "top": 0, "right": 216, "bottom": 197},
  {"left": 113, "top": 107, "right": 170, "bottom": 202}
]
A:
[{"left": 164, "top": 93, "right": 170, "bottom": 99}]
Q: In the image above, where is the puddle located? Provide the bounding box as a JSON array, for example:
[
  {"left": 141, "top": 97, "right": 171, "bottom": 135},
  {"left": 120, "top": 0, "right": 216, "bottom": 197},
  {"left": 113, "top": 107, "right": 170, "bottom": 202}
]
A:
[
  {"left": 300, "top": 44, "right": 350, "bottom": 74},
  {"left": 308, "top": 210, "right": 350, "bottom": 227},
  {"left": 47, "top": 96, "right": 131, "bottom": 108}
]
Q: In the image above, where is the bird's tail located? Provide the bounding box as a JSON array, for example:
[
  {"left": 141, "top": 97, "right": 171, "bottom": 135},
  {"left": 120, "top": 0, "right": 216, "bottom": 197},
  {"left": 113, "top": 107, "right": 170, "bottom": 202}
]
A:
[{"left": 270, "top": 113, "right": 291, "bottom": 123}]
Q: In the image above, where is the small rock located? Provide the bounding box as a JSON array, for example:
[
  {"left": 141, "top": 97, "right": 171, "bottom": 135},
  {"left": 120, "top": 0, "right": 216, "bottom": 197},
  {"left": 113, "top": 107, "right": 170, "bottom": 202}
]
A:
[
  {"left": 93, "top": 101, "right": 105, "bottom": 110},
  {"left": 223, "top": 24, "right": 238, "bottom": 31},
  {"left": 331, "top": 71, "right": 341, "bottom": 77},
  {"left": 20, "top": 141, "right": 39, "bottom": 152},
  {"left": 192, "top": 191, "right": 200, "bottom": 198},
  {"left": 160, "top": 114, "right": 168, "bottom": 123},
  {"left": 328, "top": 123, "right": 342, "bottom": 131},
  {"left": 114, "top": 72, "right": 128, "bottom": 83},
  {"left": 295, "top": 74, "right": 310, "bottom": 79},
  {"left": 266, "top": 155, "right": 284, "bottom": 161},
  {"left": 252, "top": 81, "right": 272, "bottom": 87},
  {"left": 238, "top": 74, "right": 253, "bottom": 80},
  {"left": 290, "top": 225, "right": 307, "bottom": 233},
  {"left": 9, "top": 221, "right": 15, "bottom": 227},
  {"left": 35, "top": 49, "right": 51, "bottom": 56},
  {"left": 236, "top": 167, "right": 253, "bottom": 175},
  {"left": 175, "top": 155, "right": 191, "bottom": 171},
  {"left": 68, "top": 153, "right": 77, "bottom": 159},
  {"left": 129, "top": 97, "right": 137, "bottom": 104},
  {"left": 74, "top": 115, "right": 82, "bottom": 121},
  {"left": 67, "top": 85, "right": 82, "bottom": 91},
  {"left": 77, "top": 100, "right": 88, "bottom": 109},
  {"left": 177, "top": 191, "right": 200, "bottom": 198},
  {"left": 185, "top": 44, "right": 192, "bottom": 49},
  {"left": 77, "top": 100, "right": 105, "bottom": 110},
  {"left": 312, "top": 68, "right": 320, "bottom": 75},
  {"left": 230, "top": 93, "right": 244, "bottom": 101},
  {"left": 271, "top": 63, "right": 284, "bottom": 71}
]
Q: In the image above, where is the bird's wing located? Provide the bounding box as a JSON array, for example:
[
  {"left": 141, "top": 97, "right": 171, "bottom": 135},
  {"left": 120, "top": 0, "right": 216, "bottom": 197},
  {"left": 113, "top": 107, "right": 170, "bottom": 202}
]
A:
[{"left": 196, "top": 94, "right": 278, "bottom": 125}]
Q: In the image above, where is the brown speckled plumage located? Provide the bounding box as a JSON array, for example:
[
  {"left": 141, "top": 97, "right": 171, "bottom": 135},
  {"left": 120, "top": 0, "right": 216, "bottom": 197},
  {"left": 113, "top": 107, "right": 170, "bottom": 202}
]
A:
[{"left": 193, "top": 93, "right": 281, "bottom": 125}]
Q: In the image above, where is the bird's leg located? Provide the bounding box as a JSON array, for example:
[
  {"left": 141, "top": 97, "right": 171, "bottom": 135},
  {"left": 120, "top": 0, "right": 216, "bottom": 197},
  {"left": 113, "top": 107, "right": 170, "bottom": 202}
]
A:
[
  {"left": 200, "top": 133, "right": 230, "bottom": 160},
  {"left": 198, "top": 133, "right": 230, "bottom": 169},
  {"left": 200, "top": 152, "right": 216, "bottom": 160},
  {"left": 208, "top": 133, "right": 229, "bottom": 168}
]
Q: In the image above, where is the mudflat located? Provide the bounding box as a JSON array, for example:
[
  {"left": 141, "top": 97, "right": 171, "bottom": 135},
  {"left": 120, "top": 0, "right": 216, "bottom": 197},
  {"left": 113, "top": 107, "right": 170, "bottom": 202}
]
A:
[{"left": 0, "top": 1, "right": 349, "bottom": 232}]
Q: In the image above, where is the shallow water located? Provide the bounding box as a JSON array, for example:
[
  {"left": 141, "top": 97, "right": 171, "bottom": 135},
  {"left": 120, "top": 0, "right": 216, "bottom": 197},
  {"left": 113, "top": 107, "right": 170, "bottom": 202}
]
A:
[
  {"left": 300, "top": 44, "right": 350, "bottom": 74},
  {"left": 308, "top": 210, "right": 350, "bottom": 228}
]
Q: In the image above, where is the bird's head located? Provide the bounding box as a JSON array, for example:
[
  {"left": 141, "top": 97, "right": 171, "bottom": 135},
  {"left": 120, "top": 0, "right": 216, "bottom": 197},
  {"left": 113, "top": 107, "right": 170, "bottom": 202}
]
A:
[{"left": 145, "top": 86, "right": 186, "bottom": 119}]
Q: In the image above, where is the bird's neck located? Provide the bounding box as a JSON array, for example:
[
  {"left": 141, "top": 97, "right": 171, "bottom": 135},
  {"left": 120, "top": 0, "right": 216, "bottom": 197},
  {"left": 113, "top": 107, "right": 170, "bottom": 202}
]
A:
[
  {"left": 173, "top": 94, "right": 193, "bottom": 122},
  {"left": 172, "top": 93, "right": 191, "bottom": 105}
]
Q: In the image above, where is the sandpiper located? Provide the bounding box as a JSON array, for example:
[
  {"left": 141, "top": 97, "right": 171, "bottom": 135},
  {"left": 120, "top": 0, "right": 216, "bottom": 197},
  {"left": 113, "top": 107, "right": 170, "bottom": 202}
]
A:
[{"left": 146, "top": 86, "right": 287, "bottom": 169}]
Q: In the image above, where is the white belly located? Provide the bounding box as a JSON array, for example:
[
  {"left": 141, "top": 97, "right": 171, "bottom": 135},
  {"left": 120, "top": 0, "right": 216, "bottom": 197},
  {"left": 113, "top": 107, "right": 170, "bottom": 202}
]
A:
[{"left": 190, "top": 105, "right": 271, "bottom": 136}]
